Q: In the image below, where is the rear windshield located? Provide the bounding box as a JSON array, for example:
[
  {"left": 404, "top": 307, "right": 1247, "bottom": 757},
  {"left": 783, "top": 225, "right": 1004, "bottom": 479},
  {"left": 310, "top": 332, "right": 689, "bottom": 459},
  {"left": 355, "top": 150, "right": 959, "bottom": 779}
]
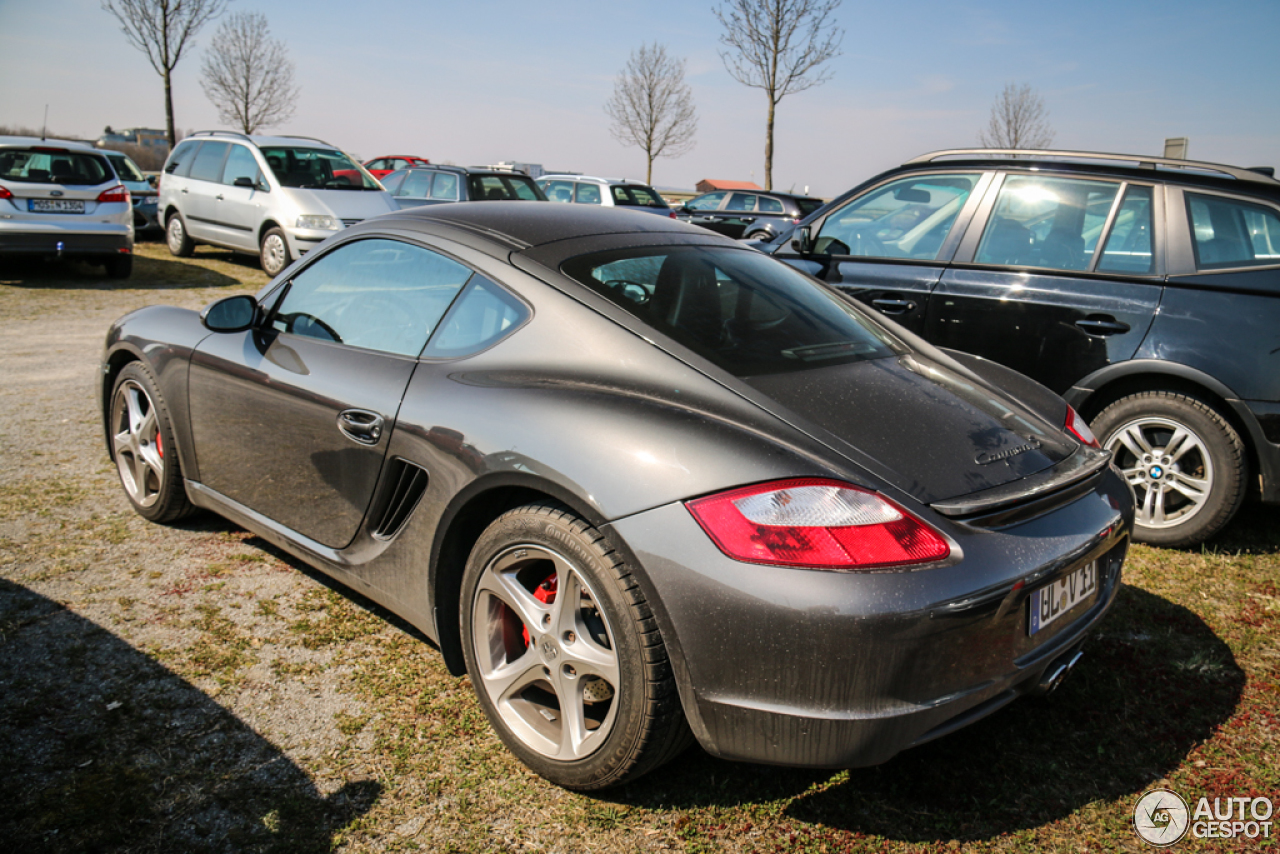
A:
[
  {"left": 259, "top": 146, "right": 380, "bottom": 190},
  {"left": 560, "top": 246, "right": 903, "bottom": 377},
  {"left": 468, "top": 174, "right": 545, "bottom": 201},
  {"left": 796, "top": 198, "right": 824, "bottom": 217},
  {"left": 107, "top": 154, "right": 146, "bottom": 182},
  {"left": 0, "top": 148, "right": 112, "bottom": 185},
  {"left": 611, "top": 185, "right": 669, "bottom": 208}
]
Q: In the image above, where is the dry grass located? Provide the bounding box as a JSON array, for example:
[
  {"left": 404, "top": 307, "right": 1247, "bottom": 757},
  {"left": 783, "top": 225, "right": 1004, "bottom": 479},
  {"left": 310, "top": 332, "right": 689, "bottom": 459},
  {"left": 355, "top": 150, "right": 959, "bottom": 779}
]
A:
[{"left": 0, "top": 240, "right": 1275, "bottom": 852}]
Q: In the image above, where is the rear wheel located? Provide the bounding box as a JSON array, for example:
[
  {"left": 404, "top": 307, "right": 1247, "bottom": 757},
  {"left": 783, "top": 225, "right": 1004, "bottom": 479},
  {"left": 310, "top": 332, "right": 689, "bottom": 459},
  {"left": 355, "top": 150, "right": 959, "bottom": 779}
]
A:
[
  {"left": 1093, "top": 391, "right": 1246, "bottom": 547},
  {"left": 109, "top": 363, "right": 193, "bottom": 523},
  {"left": 259, "top": 227, "right": 291, "bottom": 276},
  {"left": 460, "top": 502, "right": 690, "bottom": 790},
  {"left": 166, "top": 213, "right": 194, "bottom": 257}
]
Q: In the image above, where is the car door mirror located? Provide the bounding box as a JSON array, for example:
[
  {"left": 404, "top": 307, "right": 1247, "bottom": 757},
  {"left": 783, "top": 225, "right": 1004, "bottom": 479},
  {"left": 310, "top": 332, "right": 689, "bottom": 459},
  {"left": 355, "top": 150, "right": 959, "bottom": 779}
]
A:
[
  {"left": 201, "top": 295, "right": 260, "bottom": 332},
  {"left": 791, "top": 225, "right": 813, "bottom": 254},
  {"left": 233, "top": 176, "right": 255, "bottom": 188}
]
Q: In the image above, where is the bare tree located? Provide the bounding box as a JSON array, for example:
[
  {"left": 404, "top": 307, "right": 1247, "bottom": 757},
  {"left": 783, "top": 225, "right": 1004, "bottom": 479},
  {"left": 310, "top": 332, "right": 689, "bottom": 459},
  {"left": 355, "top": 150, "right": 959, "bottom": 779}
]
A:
[
  {"left": 200, "top": 12, "right": 300, "bottom": 134},
  {"left": 604, "top": 44, "right": 698, "bottom": 185},
  {"left": 714, "top": 0, "right": 842, "bottom": 190},
  {"left": 978, "top": 82, "right": 1055, "bottom": 150},
  {"left": 102, "top": 0, "right": 227, "bottom": 148}
]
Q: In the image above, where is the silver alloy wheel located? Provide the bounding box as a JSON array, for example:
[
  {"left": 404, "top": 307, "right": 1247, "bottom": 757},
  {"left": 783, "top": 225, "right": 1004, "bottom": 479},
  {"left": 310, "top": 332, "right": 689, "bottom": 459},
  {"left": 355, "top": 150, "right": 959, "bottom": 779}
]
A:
[
  {"left": 166, "top": 216, "right": 186, "bottom": 253},
  {"left": 110, "top": 378, "right": 164, "bottom": 508},
  {"left": 470, "top": 544, "right": 620, "bottom": 760},
  {"left": 1105, "top": 415, "right": 1213, "bottom": 530},
  {"left": 261, "top": 232, "right": 288, "bottom": 275}
]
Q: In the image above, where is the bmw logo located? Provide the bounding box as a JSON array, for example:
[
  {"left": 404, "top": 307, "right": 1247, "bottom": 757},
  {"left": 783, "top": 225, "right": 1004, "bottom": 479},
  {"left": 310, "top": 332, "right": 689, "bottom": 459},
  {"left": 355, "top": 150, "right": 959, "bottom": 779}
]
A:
[{"left": 1150, "top": 465, "right": 1164, "bottom": 479}]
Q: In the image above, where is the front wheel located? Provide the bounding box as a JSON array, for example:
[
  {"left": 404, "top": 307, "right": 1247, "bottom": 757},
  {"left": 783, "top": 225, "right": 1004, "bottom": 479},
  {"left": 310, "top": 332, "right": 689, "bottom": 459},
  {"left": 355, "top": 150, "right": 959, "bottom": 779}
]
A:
[
  {"left": 108, "top": 362, "right": 193, "bottom": 523},
  {"left": 259, "top": 227, "right": 292, "bottom": 276},
  {"left": 1093, "top": 391, "right": 1246, "bottom": 547},
  {"left": 460, "top": 503, "right": 690, "bottom": 790}
]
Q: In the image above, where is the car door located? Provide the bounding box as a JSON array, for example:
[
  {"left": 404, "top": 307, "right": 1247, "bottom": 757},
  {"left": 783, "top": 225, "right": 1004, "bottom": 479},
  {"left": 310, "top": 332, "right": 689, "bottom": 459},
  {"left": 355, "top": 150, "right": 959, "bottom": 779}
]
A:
[
  {"left": 709, "top": 192, "right": 761, "bottom": 238},
  {"left": 187, "top": 237, "right": 475, "bottom": 548},
  {"left": 680, "top": 191, "right": 728, "bottom": 231},
  {"left": 209, "top": 143, "right": 266, "bottom": 251},
  {"left": 775, "top": 172, "right": 989, "bottom": 335},
  {"left": 929, "top": 173, "right": 1164, "bottom": 395},
  {"left": 181, "top": 141, "right": 231, "bottom": 242}
]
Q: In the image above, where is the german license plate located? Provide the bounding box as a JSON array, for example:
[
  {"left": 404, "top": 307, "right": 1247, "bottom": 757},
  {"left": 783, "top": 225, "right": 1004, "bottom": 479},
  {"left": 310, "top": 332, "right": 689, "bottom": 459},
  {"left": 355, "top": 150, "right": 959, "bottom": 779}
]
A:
[
  {"left": 30, "top": 199, "right": 85, "bottom": 213},
  {"left": 1028, "top": 561, "right": 1098, "bottom": 635}
]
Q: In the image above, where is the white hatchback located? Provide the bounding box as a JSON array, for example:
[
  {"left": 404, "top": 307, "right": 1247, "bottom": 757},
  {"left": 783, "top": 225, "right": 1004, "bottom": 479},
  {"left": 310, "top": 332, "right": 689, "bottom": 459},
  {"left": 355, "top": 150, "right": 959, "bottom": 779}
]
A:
[{"left": 0, "top": 136, "right": 134, "bottom": 278}]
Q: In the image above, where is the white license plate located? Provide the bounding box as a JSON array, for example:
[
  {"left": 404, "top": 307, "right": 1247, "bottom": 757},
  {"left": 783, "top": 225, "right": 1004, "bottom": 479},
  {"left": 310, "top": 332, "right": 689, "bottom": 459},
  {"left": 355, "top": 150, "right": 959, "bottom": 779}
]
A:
[
  {"left": 30, "top": 199, "right": 85, "bottom": 213},
  {"left": 1028, "top": 561, "right": 1098, "bottom": 635}
]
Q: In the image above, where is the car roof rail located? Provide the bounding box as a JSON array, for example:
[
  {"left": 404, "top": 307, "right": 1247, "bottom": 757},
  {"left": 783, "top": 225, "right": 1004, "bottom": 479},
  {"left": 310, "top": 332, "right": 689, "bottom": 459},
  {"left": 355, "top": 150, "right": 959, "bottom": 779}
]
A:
[
  {"left": 906, "top": 148, "right": 1280, "bottom": 185},
  {"left": 185, "top": 130, "right": 338, "bottom": 149}
]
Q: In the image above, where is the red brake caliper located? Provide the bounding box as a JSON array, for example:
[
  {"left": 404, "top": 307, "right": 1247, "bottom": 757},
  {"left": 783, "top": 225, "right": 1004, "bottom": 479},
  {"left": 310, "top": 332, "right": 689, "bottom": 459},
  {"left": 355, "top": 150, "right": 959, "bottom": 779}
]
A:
[
  {"left": 155, "top": 430, "right": 163, "bottom": 459},
  {"left": 521, "top": 573, "right": 558, "bottom": 648}
]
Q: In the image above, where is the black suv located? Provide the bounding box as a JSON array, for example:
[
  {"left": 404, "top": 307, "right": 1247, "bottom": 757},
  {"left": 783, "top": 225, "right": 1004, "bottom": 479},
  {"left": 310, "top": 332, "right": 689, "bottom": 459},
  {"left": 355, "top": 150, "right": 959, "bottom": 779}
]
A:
[
  {"left": 379, "top": 165, "right": 546, "bottom": 208},
  {"left": 677, "top": 189, "right": 824, "bottom": 240},
  {"left": 771, "top": 148, "right": 1280, "bottom": 547}
]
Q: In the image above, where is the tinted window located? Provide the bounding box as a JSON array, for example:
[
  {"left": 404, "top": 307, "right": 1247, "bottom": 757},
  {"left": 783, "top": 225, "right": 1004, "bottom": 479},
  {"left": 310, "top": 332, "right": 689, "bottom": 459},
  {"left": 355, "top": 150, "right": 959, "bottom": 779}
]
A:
[
  {"left": 469, "top": 174, "right": 542, "bottom": 201},
  {"left": 758, "top": 196, "right": 784, "bottom": 214},
  {"left": 1188, "top": 192, "right": 1280, "bottom": 269},
  {"left": 796, "top": 198, "right": 824, "bottom": 217},
  {"left": 270, "top": 239, "right": 473, "bottom": 357},
  {"left": 0, "top": 148, "right": 112, "bottom": 185},
  {"left": 611, "top": 185, "right": 667, "bottom": 208},
  {"left": 164, "top": 139, "right": 199, "bottom": 176},
  {"left": 561, "top": 246, "right": 902, "bottom": 377},
  {"left": 727, "top": 193, "right": 757, "bottom": 211},
  {"left": 541, "top": 180, "right": 574, "bottom": 203},
  {"left": 575, "top": 183, "right": 602, "bottom": 204},
  {"left": 431, "top": 172, "right": 459, "bottom": 200},
  {"left": 221, "top": 144, "right": 261, "bottom": 186},
  {"left": 1097, "top": 186, "right": 1155, "bottom": 274},
  {"left": 189, "top": 141, "right": 230, "bottom": 183},
  {"left": 107, "top": 154, "right": 146, "bottom": 182},
  {"left": 686, "top": 192, "right": 725, "bottom": 211},
  {"left": 975, "top": 175, "right": 1121, "bottom": 271},
  {"left": 423, "top": 275, "right": 529, "bottom": 358},
  {"left": 816, "top": 174, "right": 978, "bottom": 260}
]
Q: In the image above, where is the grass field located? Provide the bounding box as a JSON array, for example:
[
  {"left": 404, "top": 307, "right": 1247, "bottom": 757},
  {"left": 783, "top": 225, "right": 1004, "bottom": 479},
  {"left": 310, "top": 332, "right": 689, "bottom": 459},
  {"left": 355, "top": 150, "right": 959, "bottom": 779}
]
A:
[{"left": 0, "top": 240, "right": 1275, "bottom": 852}]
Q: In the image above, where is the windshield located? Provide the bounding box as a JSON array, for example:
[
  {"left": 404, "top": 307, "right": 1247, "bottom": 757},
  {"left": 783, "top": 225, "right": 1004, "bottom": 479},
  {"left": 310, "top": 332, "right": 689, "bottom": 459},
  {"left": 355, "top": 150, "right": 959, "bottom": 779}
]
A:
[
  {"left": 107, "top": 154, "right": 146, "bottom": 182},
  {"left": 259, "top": 146, "right": 380, "bottom": 190},
  {"left": 0, "top": 148, "right": 112, "bottom": 185},
  {"left": 468, "top": 174, "right": 545, "bottom": 200},
  {"left": 561, "top": 246, "right": 904, "bottom": 377}
]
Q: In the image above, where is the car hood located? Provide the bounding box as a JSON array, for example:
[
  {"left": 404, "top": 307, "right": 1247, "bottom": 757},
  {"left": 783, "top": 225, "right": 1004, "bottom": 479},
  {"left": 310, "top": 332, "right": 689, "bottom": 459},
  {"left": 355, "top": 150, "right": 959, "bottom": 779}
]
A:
[
  {"left": 279, "top": 187, "right": 397, "bottom": 219},
  {"left": 743, "top": 352, "right": 1079, "bottom": 505}
]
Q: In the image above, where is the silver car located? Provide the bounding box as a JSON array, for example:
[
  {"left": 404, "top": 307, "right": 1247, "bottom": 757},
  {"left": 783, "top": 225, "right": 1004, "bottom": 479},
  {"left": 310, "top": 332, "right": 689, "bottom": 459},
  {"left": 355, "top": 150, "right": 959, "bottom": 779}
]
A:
[
  {"left": 159, "top": 131, "right": 396, "bottom": 275},
  {"left": 0, "top": 136, "right": 134, "bottom": 278},
  {"left": 537, "top": 174, "right": 675, "bottom": 217}
]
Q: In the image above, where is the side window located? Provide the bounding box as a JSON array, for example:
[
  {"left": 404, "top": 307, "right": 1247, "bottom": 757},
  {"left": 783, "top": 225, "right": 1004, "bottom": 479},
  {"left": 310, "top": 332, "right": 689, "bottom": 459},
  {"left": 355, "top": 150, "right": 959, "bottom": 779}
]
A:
[
  {"left": 816, "top": 173, "right": 980, "bottom": 260},
  {"left": 270, "top": 239, "right": 473, "bottom": 357},
  {"left": 975, "top": 175, "right": 1121, "bottom": 271},
  {"left": 1097, "top": 186, "right": 1155, "bottom": 274},
  {"left": 1187, "top": 192, "right": 1280, "bottom": 270},
  {"left": 397, "top": 170, "right": 434, "bottom": 199},
  {"left": 367, "top": 159, "right": 386, "bottom": 171},
  {"left": 758, "top": 196, "right": 784, "bottom": 214},
  {"left": 221, "top": 145, "right": 261, "bottom": 186},
  {"left": 379, "top": 171, "right": 406, "bottom": 194},
  {"left": 431, "top": 172, "right": 459, "bottom": 200},
  {"left": 575, "top": 183, "right": 602, "bottom": 204},
  {"left": 686, "top": 192, "right": 725, "bottom": 211},
  {"left": 423, "top": 275, "right": 529, "bottom": 358},
  {"left": 727, "top": 193, "right": 757, "bottom": 211},
  {"left": 188, "top": 141, "right": 230, "bottom": 183},
  {"left": 542, "top": 180, "right": 574, "bottom": 203},
  {"left": 164, "top": 140, "right": 200, "bottom": 176}
]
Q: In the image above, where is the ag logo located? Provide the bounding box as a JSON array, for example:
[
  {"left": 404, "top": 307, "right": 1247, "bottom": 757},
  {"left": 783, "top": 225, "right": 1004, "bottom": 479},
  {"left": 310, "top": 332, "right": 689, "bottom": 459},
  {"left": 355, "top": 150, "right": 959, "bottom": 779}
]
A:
[{"left": 1134, "top": 788, "right": 1190, "bottom": 846}]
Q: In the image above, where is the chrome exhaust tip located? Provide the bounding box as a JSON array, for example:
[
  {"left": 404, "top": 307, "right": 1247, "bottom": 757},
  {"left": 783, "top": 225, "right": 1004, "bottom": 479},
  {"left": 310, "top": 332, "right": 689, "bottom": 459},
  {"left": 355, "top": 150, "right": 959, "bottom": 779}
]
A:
[{"left": 1032, "top": 649, "right": 1084, "bottom": 696}]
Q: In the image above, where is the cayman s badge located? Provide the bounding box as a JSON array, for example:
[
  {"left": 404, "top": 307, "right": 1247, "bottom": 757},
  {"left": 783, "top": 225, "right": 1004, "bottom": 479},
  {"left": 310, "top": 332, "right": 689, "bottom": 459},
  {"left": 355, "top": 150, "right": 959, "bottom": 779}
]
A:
[{"left": 976, "top": 439, "right": 1042, "bottom": 465}]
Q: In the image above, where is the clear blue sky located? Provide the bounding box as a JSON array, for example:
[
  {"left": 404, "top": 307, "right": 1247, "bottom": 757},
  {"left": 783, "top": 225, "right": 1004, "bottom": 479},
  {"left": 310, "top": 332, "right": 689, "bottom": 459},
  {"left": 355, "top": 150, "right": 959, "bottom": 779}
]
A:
[{"left": 2, "top": 0, "right": 1277, "bottom": 197}]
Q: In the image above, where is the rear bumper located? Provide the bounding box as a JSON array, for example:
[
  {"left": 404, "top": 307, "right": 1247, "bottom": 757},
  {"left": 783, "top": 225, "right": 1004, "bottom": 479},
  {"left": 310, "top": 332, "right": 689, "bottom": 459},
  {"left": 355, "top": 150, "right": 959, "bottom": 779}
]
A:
[
  {"left": 607, "top": 468, "right": 1132, "bottom": 768},
  {"left": 0, "top": 230, "right": 133, "bottom": 256}
]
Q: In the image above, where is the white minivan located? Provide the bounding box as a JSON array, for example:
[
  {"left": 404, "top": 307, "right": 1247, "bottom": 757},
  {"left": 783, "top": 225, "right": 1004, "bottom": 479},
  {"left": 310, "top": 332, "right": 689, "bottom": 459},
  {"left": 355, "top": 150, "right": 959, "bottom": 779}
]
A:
[{"left": 158, "top": 132, "right": 396, "bottom": 275}]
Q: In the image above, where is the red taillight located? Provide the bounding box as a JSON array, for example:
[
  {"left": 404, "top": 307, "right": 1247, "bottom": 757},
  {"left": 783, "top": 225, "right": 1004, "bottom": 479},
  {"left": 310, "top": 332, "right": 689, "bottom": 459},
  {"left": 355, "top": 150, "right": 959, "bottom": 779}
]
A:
[
  {"left": 685, "top": 478, "right": 951, "bottom": 570},
  {"left": 97, "top": 185, "right": 130, "bottom": 204},
  {"left": 668, "top": 210, "right": 677, "bottom": 218},
  {"left": 0, "top": 186, "right": 11, "bottom": 200},
  {"left": 1064, "top": 406, "right": 1099, "bottom": 448}
]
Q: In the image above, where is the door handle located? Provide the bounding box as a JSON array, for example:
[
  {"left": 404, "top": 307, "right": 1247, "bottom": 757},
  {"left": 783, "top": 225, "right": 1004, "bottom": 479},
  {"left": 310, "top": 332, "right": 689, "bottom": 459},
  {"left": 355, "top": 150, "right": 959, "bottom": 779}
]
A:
[
  {"left": 215, "top": 194, "right": 225, "bottom": 201},
  {"left": 871, "top": 298, "right": 917, "bottom": 314},
  {"left": 1075, "top": 317, "right": 1131, "bottom": 336},
  {"left": 338, "top": 409, "right": 384, "bottom": 445},
  {"left": 741, "top": 217, "right": 756, "bottom": 223}
]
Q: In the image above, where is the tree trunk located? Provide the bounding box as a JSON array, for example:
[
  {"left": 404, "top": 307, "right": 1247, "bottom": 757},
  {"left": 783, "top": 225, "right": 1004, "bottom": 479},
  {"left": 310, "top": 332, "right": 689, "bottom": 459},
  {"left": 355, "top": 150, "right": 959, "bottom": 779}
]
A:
[
  {"left": 164, "top": 70, "right": 176, "bottom": 149},
  {"left": 764, "top": 97, "right": 776, "bottom": 191}
]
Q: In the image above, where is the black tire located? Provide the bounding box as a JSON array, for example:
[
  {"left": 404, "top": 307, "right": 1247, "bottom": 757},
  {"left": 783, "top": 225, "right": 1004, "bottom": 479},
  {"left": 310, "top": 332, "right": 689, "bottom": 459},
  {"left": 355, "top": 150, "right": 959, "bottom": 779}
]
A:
[
  {"left": 745, "top": 230, "right": 773, "bottom": 241},
  {"left": 1092, "top": 391, "right": 1246, "bottom": 547},
  {"left": 108, "top": 362, "right": 194, "bottom": 524},
  {"left": 104, "top": 254, "right": 133, "bottom": 279},
  {"left": 166, "top": 212, "right": 194, "bottom": 257},
  {"left": 459, "top": 502, "right": 691, "bottom": 790},
  {"left": 259, "top": 227, "right": 292, "bottom": 276}
]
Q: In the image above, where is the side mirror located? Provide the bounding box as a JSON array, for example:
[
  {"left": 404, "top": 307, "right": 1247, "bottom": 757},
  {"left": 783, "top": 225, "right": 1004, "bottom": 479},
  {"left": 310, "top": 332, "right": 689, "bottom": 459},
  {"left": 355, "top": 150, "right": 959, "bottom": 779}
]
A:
[
  {"left": 201, "top": 294, "right": 259, "bottom": 332},
  {"left": 233, "top": 176, "right": 255, "bottom": 188},
  {"left": 791, "top": 225, "right": 813, "bottom": 254}
]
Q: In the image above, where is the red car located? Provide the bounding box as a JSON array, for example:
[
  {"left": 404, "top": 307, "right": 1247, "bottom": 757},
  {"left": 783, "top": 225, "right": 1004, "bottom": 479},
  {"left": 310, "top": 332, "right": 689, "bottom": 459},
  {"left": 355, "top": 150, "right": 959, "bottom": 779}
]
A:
[{"left": 363, "top": 155, "right": 430, "bottom": 179}]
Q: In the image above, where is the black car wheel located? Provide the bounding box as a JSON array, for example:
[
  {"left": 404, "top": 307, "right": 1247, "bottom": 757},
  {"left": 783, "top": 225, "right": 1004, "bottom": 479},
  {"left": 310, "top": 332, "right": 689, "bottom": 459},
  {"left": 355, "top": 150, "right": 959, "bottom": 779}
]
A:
[
  {"left": 109, "top": 363, "right": 193, "bottom": 523},
  {"left": 166, "top": 212, "right": 194, "bottom": 257},
  {"left": 746, "top": 229, "right": 773, "bottom": 240},
  {"left": 1094, "top": 392, "right": 1245, "bottom": 547},
  {"left": 460, "top": 502, "right": 690, "bottom": 790},
  {"left": 260, "top": 227, "right": 292, "bottom": 276}
]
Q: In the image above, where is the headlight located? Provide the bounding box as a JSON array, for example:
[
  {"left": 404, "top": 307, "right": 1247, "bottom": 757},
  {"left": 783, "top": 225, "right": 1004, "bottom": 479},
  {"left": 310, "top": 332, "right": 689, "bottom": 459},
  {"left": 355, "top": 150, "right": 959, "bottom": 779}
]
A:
[{"left": 296, "top": 215, "right": 340, "bottom": 230}]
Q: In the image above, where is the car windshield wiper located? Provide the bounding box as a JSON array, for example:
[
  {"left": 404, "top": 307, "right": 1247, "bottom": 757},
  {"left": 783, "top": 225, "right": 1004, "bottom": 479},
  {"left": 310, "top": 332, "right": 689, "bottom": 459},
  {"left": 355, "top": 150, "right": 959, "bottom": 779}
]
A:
[{"left": 782, "top": 341, "right": 878, "bottom": 362}]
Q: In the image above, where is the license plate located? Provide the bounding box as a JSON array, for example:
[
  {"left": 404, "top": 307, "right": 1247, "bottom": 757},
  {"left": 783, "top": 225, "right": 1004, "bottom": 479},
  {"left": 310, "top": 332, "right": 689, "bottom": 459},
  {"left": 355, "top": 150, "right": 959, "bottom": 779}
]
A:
[
  {"left": 1028, "top": 561, "right": 1098, "bottom": 635},
  {"left": 30, "top": 199, "right": 85, "bottom": 213}
]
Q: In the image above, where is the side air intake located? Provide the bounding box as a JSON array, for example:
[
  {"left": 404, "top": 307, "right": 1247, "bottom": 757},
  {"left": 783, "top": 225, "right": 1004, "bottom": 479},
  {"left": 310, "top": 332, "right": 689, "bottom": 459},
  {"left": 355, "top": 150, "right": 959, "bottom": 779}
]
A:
[{"left": 371, "top": 458, "right": 429, "bottom": 541}]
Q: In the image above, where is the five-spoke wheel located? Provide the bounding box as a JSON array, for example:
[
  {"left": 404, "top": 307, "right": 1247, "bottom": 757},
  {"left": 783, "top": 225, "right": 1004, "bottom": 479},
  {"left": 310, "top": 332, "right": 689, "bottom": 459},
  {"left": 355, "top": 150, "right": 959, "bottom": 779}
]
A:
[{"left": 109, "top": 363, "right": 192, "bottom": 523}]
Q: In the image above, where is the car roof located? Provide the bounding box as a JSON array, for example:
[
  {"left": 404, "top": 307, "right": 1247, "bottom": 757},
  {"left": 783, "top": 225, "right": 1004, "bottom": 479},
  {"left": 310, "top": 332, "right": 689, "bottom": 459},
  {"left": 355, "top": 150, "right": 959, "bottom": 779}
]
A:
[
  {"left": 392, "top": 165, "right": 535, "bottom": 178},
  {"left": 0, "top": 136, "right": 101, "bottom": 152},
  {"left": 183, "top": 130, "right": 342, "bottom": 150},
  {"left": 539, "top": 174, "right": 650, "bottom": 186}
]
